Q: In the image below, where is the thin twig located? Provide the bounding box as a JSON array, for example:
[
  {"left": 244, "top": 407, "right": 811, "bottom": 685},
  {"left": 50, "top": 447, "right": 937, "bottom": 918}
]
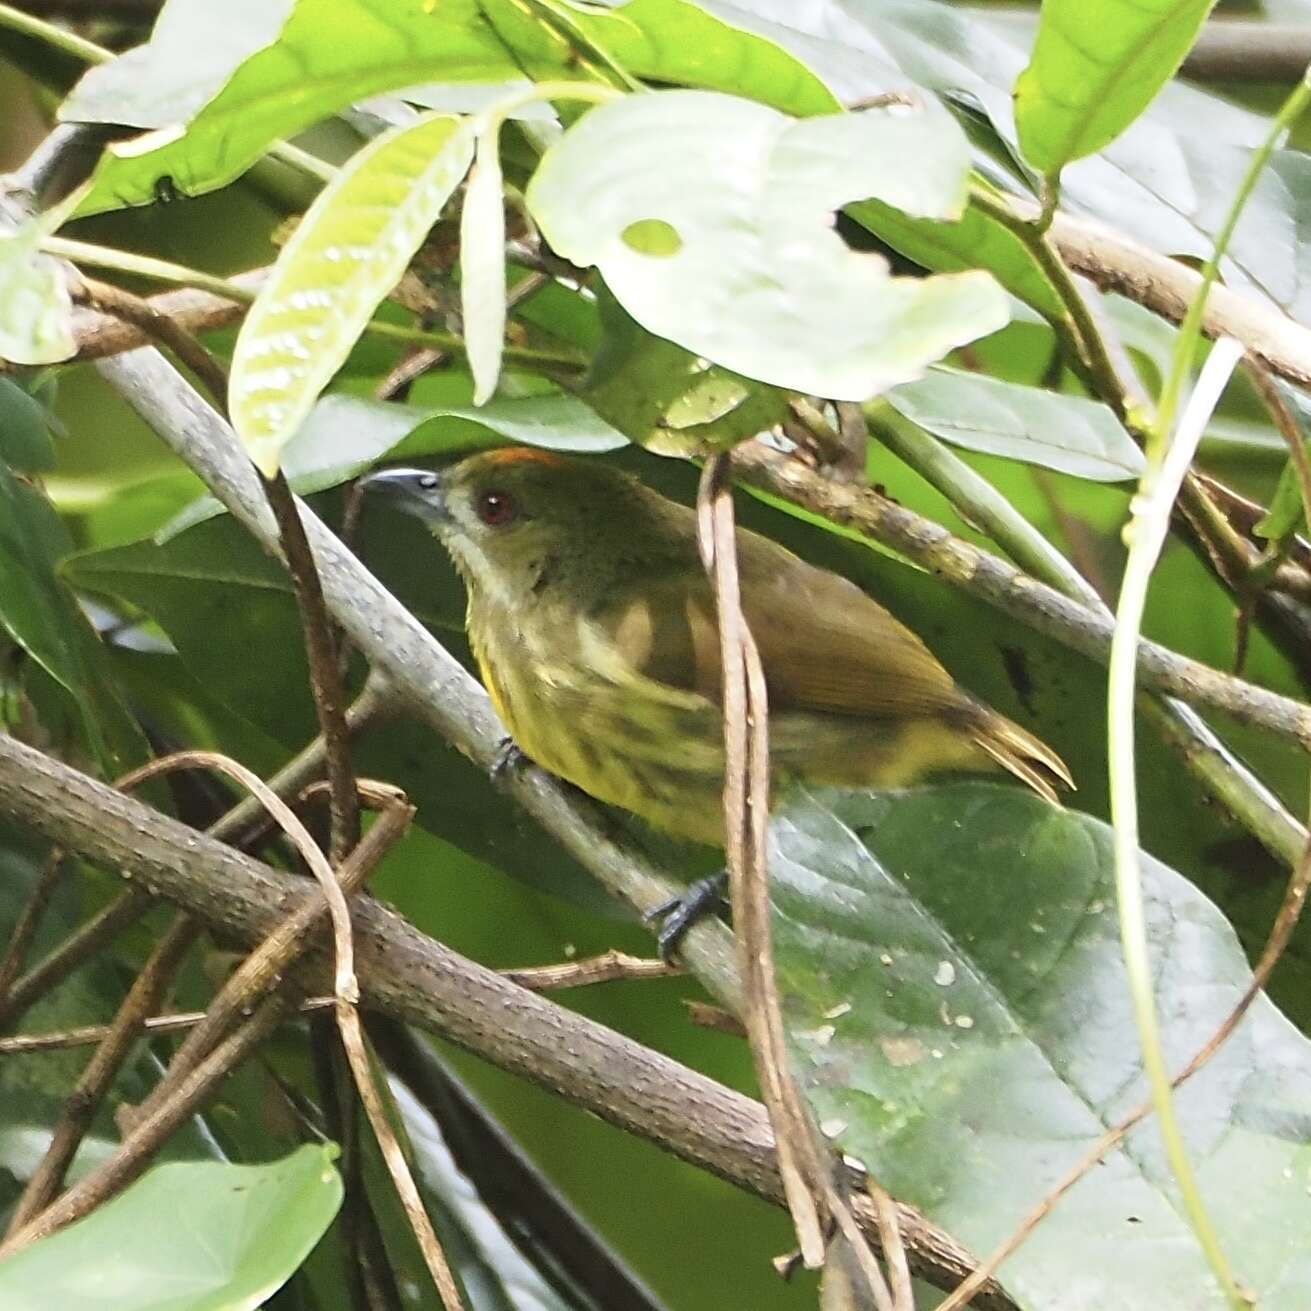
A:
[
  {"left": 4, "top": 914, "right": 199, "bottom": 1233},
  {"left": 698, "top": 457, "right": 908, "bottom": 1309},
  {"left": 501, "top": 951, "right": 681, "bottom": 990},
  {"left": 0, "top": 849, "right": 65, "bottom": 1002}
]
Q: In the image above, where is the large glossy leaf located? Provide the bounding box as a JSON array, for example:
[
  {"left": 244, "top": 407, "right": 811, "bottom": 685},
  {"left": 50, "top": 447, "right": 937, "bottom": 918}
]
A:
[
  {"left": 0, "top": 226, "right": 74, "bottom": 367},
  {"left": 0, "top": 461, "right": 143, "bottom": 774},
  {"left": 774, "top": 783, "right": 1311, "bottom": 1309},
  {"left": 885, "top": 368, "right": 1145, "bottom": 481},
  {"left": 66, "top": 0, "right": 513, "bottom": 217},
  {"left": 528, "top": 90, "right": 1008, "bottom": 400},
  {"left": 0, "top": 1145, "right": 342, "bottom": 1311},
  {"left": 1014, "top": 0, "right": 1218, "bottom": 177},
  {"left": 230, "top": 112, "right": 474, "bottom": 475}
]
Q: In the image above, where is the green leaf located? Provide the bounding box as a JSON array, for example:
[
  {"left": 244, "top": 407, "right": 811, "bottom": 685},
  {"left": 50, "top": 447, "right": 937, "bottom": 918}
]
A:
[
  {"left": 157, "top": 391, "right": 628, "bottom": 540},
  {"left": 0, "top": 461, "right": 144, "bottom": 774},
  {"left": 0, "top": 377, "right": 57, "bottom": 472},
  {"left": 60, "top": 0, "right": 296, "bottom": 130},
  {"left": 1255, "top": 382, "right": 1311, "bottom": 543},
  {"left": 885, "top": 368, "right": 1145, "bottom": 481},
  {"left": 0, "top": 226, "right": 75, "bottom": 367},
  {"left": 230, "top": 112, "right": 474, "bottom": 476},
  {"left": 461, "top": 126, "right": 508, "bottom": 407},
  {"left": 1014, "top": 0, "right": 1218, "bottom": 177},
  {"left": 775, "top": 783, "right": 1311, "bottom": 1310},
  {"left": 528, "top": 90, "right": 1008, "bottom": 401},
  {"left": 0, "top": 1145, "right": 342, "bottom": 1311},
  {"left": 66, "top": 0, "right": 513, "bottom": 217}
]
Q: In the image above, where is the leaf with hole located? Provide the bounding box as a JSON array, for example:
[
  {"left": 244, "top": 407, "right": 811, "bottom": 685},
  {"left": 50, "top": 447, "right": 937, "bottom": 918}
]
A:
[
  {"left": 0, "top": 1145, "right": 342, "bottom": 1311},
  {"left": 229, "top": 111, "right": 474, "bottom": 476},
  {"left": 527, "top": 90, "right": 1008, "bottom": 400},
  {"left": 774, "top": 783, "right": 1311, "bottom": 1310},
  {"left": 885, "top": 368, "right": 1145, "bottom": 481}
]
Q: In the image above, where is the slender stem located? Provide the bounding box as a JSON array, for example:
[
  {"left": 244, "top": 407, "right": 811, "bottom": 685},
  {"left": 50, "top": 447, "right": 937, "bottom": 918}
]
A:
[
  {"left": 0, "top": 1, "right": 106, "bottom": 63},
  {"left": 1154, "top": 65, "right": 1311, "bottom": 462},
  {"left": 1109, "top": 337, "right": 1249, "bottom": 1308}
]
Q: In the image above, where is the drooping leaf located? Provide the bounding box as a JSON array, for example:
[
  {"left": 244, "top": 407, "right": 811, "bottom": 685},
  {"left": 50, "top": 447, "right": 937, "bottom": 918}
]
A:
[
  {"left": 528, "top": 90, "right": 1008, "bottom": 400},
  {"left": 229, "top": 112, "right": 474, "bottom": 475},
  {"left": 0, "top": 460, "right": 144, "bottom": 774},
  {"left": 0, "top": 225, "right": 75, "bottom": 367},
  {"left": 774, "top": 783, "right": 1311, "bottom": 1310},
  {"left": 885, "top": 368, "right": 1145, "bottom": 481},
  {"left": 1014, "top": 0, "right": 1218, "bottom": 178},
  {"left": 66, "top": 0, "right": 513, "bottom": 217},
  {"left": 157, "top": 391, "right": 629, "bottom": 541},
  {"left": 0, "top": 1146, "right": 342, "bottom": 1311},
  {"left": 461, "top": 125, "right": 508, "bottom": 407}
]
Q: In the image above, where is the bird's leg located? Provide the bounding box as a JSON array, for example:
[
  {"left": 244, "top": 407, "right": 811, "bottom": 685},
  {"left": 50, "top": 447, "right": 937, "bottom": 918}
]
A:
[
  {"left": 490, "top": 736, "right": 529, "bottom": 781},
  {"left": 643, "top": 872, "right": 729, "bottom": 960}
]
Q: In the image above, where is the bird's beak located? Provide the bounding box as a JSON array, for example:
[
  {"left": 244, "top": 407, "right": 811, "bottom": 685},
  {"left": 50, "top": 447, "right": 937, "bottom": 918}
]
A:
[{"left": 358, "top": 466, "right": 450, "bottom": 525}]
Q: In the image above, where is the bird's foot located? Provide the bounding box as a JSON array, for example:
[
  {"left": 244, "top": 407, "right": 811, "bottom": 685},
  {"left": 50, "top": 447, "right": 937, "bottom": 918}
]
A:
[
  {"left": 490, "top": 736, "right": 528, "bottom": 782},
  {"left": 643, "top": 872, "right": 729, "bottom": 960}
]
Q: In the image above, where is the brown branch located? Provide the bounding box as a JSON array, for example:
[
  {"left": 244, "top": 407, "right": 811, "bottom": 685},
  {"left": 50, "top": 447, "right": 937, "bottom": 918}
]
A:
[
  {"left": 501, "top": 950, "right": 681, "bottom": 990},
  {"left": 0, "top": 849, "right": 65, "bottom": 1002},
  {"left": 0, "top": 731, "right": 1014, "bottom": 1309}
]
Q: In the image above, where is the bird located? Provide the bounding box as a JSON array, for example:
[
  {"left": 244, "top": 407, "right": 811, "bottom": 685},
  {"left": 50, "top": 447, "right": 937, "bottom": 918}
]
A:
[{"left": 362, "top": 447, "right": 1072, "bottom": 952}]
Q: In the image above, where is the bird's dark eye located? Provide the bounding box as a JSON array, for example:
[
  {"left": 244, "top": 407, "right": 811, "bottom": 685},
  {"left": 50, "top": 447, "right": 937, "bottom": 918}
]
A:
[
  {"left": 418, "top": 473, "right": 438, "bottom": 491},
  {"left": 476, "top": 489, "right": 517, "bottom": 527}
]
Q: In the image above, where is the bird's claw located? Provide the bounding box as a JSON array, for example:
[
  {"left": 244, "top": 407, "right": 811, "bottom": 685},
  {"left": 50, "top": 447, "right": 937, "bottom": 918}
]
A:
[
  {"left": 490, "top": 737, "right": 528, "bottom": 781},
  {"left": 643, "top": 872, "right": 729, "bottom": 960}
]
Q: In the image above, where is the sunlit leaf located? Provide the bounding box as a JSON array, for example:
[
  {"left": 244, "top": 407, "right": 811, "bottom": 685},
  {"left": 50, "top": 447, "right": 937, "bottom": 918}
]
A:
[
  {"left": 775, "top": 783, "right": 1311, "bottom": 1310},
  {"left": 0, "top": 1146, "right": 342, "bottom": 1311},
  {"left": 229, "top": 112, "right": 474, "bottom": 476},
  {"left": 528, "top": 90, "right": 1008, "bottom": 400},
  {"left": 1015, "top": 0, "right": 1218, "bottom": 177}
]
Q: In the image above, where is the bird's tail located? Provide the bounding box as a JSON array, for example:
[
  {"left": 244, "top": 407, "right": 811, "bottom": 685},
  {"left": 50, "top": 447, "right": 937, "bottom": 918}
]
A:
[{"left": 972, "top": 712, "right": 1074, "bottom": 805}]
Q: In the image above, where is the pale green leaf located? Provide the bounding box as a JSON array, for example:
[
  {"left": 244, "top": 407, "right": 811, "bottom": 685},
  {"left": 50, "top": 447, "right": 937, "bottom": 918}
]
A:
[
  {"left": 0, "top": 1146, "right": 342, "bottom": 1311},
  {"left": 229, "top": 112, "right": 474, "bottom": 476},
  {"left": 886, "top": 368, "right": 1145, "bottom": 481},
  {"left": 528, "top": 90, "right": 1008, "bottom": 400}
]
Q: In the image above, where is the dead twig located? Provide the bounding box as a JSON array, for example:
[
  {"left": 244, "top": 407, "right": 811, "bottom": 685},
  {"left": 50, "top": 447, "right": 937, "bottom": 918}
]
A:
[{"left": 0, "top": 849, "right": 65, "bottom": 1003}]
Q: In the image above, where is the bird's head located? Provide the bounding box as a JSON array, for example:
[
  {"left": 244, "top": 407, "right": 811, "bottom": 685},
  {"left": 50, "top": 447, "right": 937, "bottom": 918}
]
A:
[{"left": 361, "top": 447, "right": 685, "bottom": 605}]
